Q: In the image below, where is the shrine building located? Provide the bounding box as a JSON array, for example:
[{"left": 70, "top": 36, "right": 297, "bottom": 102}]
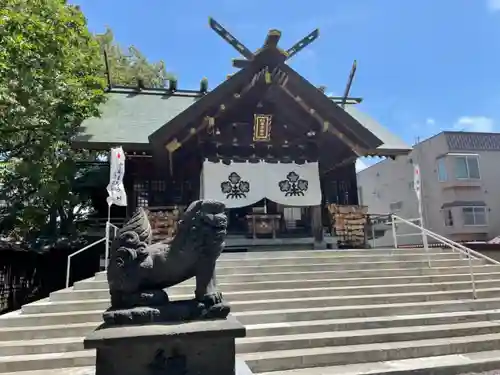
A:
[{"left": 73, "top": 18, "right": 411, "bottom": 249}]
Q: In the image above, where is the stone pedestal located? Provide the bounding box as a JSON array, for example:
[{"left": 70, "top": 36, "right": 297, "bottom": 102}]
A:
[{"left": 84, "top": 315, "right": 246, "bottom": 375}]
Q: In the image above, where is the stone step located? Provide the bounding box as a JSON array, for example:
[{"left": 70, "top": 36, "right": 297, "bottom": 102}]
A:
[
  {"left": 3, "top": 308, "right": 500, "bottom": 343},
  {"left": 4, "top": 347, "right": 500, "bottom": 375},
  {"left": 91, "top": 253, "right": 462, "bottom": 276},
  {"left": 8, "top": 329, "right": 500, "bottom": 374},
  {"left": 239, "top": 332, "right": 500, "bottom": 373},
  {"left": 21, "top": 287, "right": 500, "bottom": 315},
  {"left": 72, "top": 265, "right": 500, "bottom": 289},
  {"left": 245, "top": 309, "right": 500, "bottom": 337},
  {"left": 0, "top": 337, "right": 85, "bottom": 356},
  {"left": 59, "top": 272, "right": 500, "bottom": 301},
  {"left": 218, "top": 248, "right": 448, "bottom": 259},
  {"left": 6, "top": 297, "right": 500, "bottom": 328},
  {"left": 1, "top": 321, "right": 500, "bottom": 358},
  {"left": 237, "top": 321, "right": 500, "bottom": 353},
  {"left": 0, "top": 350, "right": 94, "bottom": 373},
  {"left": 218, "top": 251, "right": 463, "bottom": 265},
  {"left": 235, "top": 297, "right": 500, "bottom": 325},
  {"left": 0, "top": 323, "right": 98, "bottom": 341},
  {"left": 257, "top": 349, "right": 500, "bottom": 375},
  {"left": 0, "top": 368, "right": 95, "bottom": 375},
  {"left": 91, "top": 259, "right": 485, "bottom": 278},
  {"left": 0, "top": 311, "right": 103, "bottom": 328},
  {"left": 50, "top": 278, "right": 500, "bottom": 303}
]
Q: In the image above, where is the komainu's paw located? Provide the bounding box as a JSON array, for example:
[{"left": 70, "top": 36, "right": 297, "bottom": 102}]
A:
[
  {"left": 197, "top": 291, "right": 223, "bottom": 307},
  {"left": 194, "top": 291, "right": 229, "bottom": 319}
]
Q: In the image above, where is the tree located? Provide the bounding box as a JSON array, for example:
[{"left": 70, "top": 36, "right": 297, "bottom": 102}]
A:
[
  {"left": 0, "top": 1, "right": 172, "bottom": 249},
  {"left": 95, "top": 28, "right": 173, "bottom": 88},
  {"left": 0, "top": 0, "right": 107, "bottom": 247}
]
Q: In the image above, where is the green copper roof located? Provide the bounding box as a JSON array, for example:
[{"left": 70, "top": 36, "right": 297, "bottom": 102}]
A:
[
  {"left": 344, "top": 105, "right": 410, "bottom": 154},
  {"left": 74, "top": 90, "right": 199, "bottom": 149}
]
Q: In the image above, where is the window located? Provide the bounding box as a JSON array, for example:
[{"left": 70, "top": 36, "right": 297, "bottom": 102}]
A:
[
  {"left": 150, "top": 180, "right": 166, "bottom": 206},
  {"left": 389, "top": 201, "right": 403, "bottom": 212},
  {"left": 437, "top": 158, "right": 447, "bottom": 182},
  {"left": 454, "top": 155, "right": 480, "bottom": 180},
  {"left": 134, "top": 179, "right": 167, "bottom": 207},
  {"left": 443, "top": 209, "right": 454, "bottom": 227},
  {"left": 462, "top": 207, "right": 487, "bottom": 226},
  {"left": 134, "top": 180, "right": 149, "bottom": 208}
]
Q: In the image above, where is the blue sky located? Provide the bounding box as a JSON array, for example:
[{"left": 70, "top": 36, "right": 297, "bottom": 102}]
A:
[{"left": 76, "top": 0, "right": 500, "bottom": 170}]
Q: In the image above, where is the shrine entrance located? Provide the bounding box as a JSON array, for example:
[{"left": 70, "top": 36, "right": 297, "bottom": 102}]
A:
[
  {"left": 200, "top": 160, "right": 320, "bottom": 239},
  {"left": 225, "top": 199, "right": 312, "bottom": 238}
]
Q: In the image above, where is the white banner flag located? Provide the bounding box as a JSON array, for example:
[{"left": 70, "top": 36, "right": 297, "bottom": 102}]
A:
[
  {"left": 106, "top": 147, "right": 127, "bottom": 207},
  {"left": 414, "top": 164, "right": 421, "bottom": 200}
]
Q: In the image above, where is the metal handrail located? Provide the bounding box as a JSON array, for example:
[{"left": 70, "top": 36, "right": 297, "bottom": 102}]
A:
[
  {"left": 65, "top": 237, "right": 106, "bottom": 289},
  {"left": 104, "top": 222, "right": 118, "bottom": 270},
  {"left": 65, "top": 222, "right": 119, "bottom": 289},
  {"left": 392, "top": 215, "right": 500, "bottom": 265},
  {"left": 391, "top": 215, "right": 431, "bottom": 268},
  {"left": 391, "top": 217, "right": 422, "bottom": 239},
  {"left": 391, "top": 214, "right": 500, "bottom": 299}
]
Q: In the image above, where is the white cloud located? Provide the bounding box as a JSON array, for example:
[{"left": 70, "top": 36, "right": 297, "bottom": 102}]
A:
[
  {"left": 453, "top": 116, "right": 495, "bottom": 133},
  {"left": 425, "top": 118, "right": 436, "bottom": 126},
  {"left": 487, "top": 0, "right": 500, "bottom": 12},
  {"left": 355, "top": 159, "right": 368, "bottom": 172}
]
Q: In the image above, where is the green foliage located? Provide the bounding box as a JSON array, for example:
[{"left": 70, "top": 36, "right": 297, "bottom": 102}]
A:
[
  {"left": 95, "top": 28, "right": 173, "bottom": 88},
  {"left": 0, "top": 0, "right": 106, "bottom": 245},
  {"left": 0, "top": 1, "right": 171, "bottom": 249}
]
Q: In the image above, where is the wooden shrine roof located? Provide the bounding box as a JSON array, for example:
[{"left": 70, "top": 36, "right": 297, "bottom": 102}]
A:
[
  {"left": 73, "top": 88, "right": 410, "bottom": 156},
  {"left": 74, "top": 18, "right": 411, "bottom": 157}
]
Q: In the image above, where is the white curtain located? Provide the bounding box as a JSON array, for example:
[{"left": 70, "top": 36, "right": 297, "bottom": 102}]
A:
[
  {"left": 201, "top": 161, "right": 265, "bottom": 208},
  {"left": 265, "top": 162, "right": 321, "bottom": 206},
  {"left": 201, "top": 160, "right": 321, "bottom": 208}
]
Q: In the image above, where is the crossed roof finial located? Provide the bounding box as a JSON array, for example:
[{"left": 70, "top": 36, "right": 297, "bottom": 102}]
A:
[{"left": 208, "top": 17, "right": 319, "bottom": 69}]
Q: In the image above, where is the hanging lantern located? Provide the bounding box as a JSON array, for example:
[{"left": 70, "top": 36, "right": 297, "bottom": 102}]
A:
[{"left": 253, "top": 114, "right": 272, "bottom": 142}]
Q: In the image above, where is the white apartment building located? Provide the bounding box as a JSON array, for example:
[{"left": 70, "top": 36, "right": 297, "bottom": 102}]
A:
[{"left": 357, "top": 131, "right": 500, "bottom": 246}]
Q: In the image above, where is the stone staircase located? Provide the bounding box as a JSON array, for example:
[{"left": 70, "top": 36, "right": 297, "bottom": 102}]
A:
[{"left": 2, "top": 248, "right": 500, "bottom": 374}]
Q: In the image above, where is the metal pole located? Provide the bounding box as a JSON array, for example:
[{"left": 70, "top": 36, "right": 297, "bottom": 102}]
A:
[
  {"left": 65, "top": 256, "right": 71, "bottom": 289},
  {"left": 391, "top": 215, "right": 398, "bottom": 250},
  {"left": 418, "top": 198, "right": 431, "bottom": 268},
  {"left": 371, "top": 219, "right": 376, "bottom": 248},
  {"left": 104, "top": 203, "right": 111, "bottom": 270},
  {"left": 467, "top": 247, "right": 477, "bottom": 299}
]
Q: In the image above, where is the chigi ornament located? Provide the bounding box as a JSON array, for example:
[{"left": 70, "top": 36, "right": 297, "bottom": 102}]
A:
[{"left": 253, "top": 114, "right": 272, "bottom": 142}]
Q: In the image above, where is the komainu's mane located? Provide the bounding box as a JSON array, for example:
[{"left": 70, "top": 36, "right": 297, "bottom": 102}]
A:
[
  {"left": 111, "top": 208, "right": 152, "bottom": 265},
  {"left": 116, "top": 208, "right": 152, "bottom": 244}
]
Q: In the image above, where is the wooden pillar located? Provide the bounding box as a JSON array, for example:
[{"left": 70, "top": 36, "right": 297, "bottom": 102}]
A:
[
  {"left": 347, "top": 161, "right": 359, "bottom": 205},
  {"left": 311, "top": 205, "right": 326, "bottom": 249}
]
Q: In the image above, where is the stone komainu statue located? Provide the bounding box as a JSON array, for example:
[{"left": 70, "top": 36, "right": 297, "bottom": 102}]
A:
[{"left": 104, "top": 199, "right": 229, "bottom": 325}]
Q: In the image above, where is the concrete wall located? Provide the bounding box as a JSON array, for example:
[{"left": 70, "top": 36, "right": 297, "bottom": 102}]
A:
[
  {"left": 358, "top": 132, "right": 500, "bottom": 246},
  {"left": 357, "top": 153, "right": 419, "bottom": 247}
]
